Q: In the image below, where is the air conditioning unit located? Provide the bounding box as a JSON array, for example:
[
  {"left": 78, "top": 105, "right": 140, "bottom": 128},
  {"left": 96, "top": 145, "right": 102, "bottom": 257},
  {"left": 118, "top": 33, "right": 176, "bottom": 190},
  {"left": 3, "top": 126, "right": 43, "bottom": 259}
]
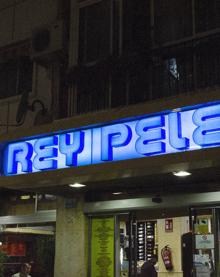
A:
[{"left": 31, "top": 20, "right": 65, "bottom": 65}]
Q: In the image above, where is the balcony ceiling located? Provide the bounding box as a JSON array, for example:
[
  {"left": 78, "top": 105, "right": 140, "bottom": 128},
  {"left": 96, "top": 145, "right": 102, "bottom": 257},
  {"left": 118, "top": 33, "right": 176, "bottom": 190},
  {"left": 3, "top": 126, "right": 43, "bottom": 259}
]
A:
[{"left": 3, "top": 162, "right": 216, "bottom": 203}]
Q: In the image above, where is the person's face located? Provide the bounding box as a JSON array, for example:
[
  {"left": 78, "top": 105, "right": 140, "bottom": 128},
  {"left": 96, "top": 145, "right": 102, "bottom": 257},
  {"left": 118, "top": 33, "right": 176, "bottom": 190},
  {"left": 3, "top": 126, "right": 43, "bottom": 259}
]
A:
[{"left": 22, "top": 264, "right": 31, "bottom": 275}]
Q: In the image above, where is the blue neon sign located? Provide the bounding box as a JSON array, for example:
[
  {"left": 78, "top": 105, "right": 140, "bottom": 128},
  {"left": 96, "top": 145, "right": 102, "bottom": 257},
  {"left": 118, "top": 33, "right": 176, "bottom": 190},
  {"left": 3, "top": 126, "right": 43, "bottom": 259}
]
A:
[{"left": 2, "top": 102, "right": 220, "bottom": 176}]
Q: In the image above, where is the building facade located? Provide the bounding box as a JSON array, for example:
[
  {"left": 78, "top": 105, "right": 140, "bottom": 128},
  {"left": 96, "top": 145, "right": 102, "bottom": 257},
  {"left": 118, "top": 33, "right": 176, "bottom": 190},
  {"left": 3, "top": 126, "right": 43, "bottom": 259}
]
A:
[{"left": 0, "top": 0, "right": 220, "bottom": 276}]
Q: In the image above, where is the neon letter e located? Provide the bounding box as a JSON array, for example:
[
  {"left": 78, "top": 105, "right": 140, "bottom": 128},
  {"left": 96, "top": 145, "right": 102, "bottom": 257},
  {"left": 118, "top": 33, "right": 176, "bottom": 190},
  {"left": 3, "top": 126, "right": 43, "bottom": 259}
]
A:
[
  {"left": 193, "top": 104, "right": 220, "bottom": 146},
  {"left": 135, "top": 115, "right": 166, "bottom": 155},
  {"left": 33, "top": 136, "right": 58, "bottom": 171}
]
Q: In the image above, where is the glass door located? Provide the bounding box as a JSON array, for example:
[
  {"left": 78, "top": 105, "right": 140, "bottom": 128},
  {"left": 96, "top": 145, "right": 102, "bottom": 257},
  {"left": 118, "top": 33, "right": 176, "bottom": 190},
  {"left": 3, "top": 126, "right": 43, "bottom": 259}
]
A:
[
  {"left": 117, "top": 213, "right": 158, "bottom": 277},
  {"left": 89, "top": 213, "right": 158, "bottom": 277},
  {"left": 117, "top": 213, "right": 137, "bottom": 277},
  {"left": 189, "top": 206, "right": 219, "bottom": 277}
]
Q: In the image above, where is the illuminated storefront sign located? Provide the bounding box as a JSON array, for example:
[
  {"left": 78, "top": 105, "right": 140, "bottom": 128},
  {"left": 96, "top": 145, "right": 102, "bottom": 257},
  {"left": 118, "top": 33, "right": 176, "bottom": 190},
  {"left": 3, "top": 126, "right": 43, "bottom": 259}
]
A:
[{"left": 2, "top": 102, "right": 220, "bottom": 176}]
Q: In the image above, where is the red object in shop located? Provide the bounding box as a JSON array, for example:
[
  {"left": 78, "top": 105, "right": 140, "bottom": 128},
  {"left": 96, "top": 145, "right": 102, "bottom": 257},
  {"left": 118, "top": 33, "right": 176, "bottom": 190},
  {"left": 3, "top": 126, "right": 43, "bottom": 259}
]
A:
[
  {"left": 0, "top": 242, "right": 26, "bottom": 256},
  {"left": 161, "top": 245, "right": 173, "bottom": 271}
]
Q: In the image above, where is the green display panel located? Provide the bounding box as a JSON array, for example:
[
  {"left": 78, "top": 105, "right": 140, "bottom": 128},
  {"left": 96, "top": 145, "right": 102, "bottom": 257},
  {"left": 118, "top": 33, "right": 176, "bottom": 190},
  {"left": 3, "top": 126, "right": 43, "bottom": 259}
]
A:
[{"left": 91, "top": 217, "right": 115, "bottom": 277}]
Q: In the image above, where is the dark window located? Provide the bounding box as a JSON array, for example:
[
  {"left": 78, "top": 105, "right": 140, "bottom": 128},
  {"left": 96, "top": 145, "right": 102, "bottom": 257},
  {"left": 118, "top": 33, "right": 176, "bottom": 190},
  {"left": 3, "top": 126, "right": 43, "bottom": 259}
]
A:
[
  {"left": 152, "top": 48, "right": 193, "bottom": 98},
  {"left": 111, "top": 70, "right": 127, "bottom": 107},
  {"left": 75, "top": 0, "right": 220, "bottom": 115},
  {"left": 0, "top": 59, "right": 17, "bottom": 99},
  {"left": 18, "top": 56, "right": 33, "bottom": 93},
  {"left": 78, "top": 0, "right": 151, "bottom": 61},
  {"left": 123, "top": 0, "right": 151, "bottom": 52},
  {"left": 195, "top": 0, "right": 220, "bottom": 33},
  {"left": 128, "top": 63, "right": 151, "bottom": 104},
  {"left": 110, "top": 61, "right": 152, "bottom": 108},
  {"left": 77, "top": 0, "right": 152, "bottom": 113},
  {"left": 112, "top": 0, "right": 120, "bottom": 56},
  {"left": 78, "top": 1, "right": 111, "bottom": 64},
  {"left": 0, "top": 55, "right": 32, "bottom": 100},
  {"left": 77, "top": 69, "right": 109, "bottom": 113},
  {"left": 154, "top": 0, "right": 192, "bottom": 43},
  {"left": 196, "top": 37, "right": 220, "bottom": 88}
]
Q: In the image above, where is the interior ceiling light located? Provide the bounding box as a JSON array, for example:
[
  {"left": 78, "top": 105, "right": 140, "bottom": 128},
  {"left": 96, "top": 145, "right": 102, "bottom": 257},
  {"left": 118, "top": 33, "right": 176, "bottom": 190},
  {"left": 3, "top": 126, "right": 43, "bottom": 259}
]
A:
[
  {"left": 173, "top": 171, "right": 191, "bottom": 177},
  {"left": 112, "top": 192, "right": 122, "bottom": 195},
  {"left": 69, "top": 183, "right": 86, "bottom": 188},
  {"left": 20, "top": 195, "right": 31, "bottom": 200}
]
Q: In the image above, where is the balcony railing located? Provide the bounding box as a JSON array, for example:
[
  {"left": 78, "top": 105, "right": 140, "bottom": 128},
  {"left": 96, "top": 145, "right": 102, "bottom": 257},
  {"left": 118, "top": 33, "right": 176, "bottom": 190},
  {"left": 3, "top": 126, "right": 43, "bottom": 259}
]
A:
[{"left": 68, "top": 33, "right": 220, "bottom": 115}]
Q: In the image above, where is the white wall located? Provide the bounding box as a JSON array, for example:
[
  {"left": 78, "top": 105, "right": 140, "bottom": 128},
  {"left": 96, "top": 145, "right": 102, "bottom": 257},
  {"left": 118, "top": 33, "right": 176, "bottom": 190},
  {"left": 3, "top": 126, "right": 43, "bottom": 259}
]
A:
[{"left": 157, "top": 217, "right": 189, "bottom": 277}]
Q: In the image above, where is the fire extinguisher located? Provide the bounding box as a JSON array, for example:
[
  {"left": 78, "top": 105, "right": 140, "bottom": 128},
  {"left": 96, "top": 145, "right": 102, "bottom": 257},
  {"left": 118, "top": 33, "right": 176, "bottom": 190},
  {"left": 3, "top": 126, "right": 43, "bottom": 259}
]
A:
[{"left": 161, "top": 245, "right": 173, "bottom": 271}]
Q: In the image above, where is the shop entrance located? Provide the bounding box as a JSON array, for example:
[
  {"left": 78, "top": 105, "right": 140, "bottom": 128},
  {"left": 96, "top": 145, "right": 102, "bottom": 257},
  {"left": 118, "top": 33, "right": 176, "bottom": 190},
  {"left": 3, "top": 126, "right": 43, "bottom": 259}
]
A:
[
  {"left": 88, "top": 196, "right": 220, "bottom": 277},
  {"left": 88, "top": 210, "right": 189, "bottom": 277}
]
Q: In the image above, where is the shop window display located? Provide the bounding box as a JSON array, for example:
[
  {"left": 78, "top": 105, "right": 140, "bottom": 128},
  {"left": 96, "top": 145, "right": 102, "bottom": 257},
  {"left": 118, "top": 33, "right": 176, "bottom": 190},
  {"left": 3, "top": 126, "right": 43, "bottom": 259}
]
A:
[{"left": 0, "top": 225, "right": 55, "bottom": 277}]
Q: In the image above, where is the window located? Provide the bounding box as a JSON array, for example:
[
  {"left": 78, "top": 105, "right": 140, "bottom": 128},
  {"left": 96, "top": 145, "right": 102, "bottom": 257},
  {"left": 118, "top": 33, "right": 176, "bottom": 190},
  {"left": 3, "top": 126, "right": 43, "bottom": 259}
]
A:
[
  {"left": 78, "top": 0, "right": 151, "bottom": 63},
  {"left": 154, "top": 0, "right": 192, "bottom": 43},
  {"left": 0, "top": 52, "right": 33, "bottom": 100},
  {"left": 76, "top": 68, "right": 109, "bottom": 113},
  {"left": 122, "top": 0, "right": 151, "bottom": 52},
  {"left": 195, "top": 0, "right": 220, "bottom": 33},
  {"left": 152, "top": 47, "right": 193, "bottom": 98},
  {"left": 111, "top": 70, "right": 127, "bottom": 107},
  {"left": 74, "top": 0, "right": 220, "bottom": 115},
  {"left": 76, "top": 0, "right": 152, "bottom": 113},
  {"left": 128, "top": 63, "right": 151, "bottom": 104},
  {"left": 78, "top": 0, "right": 111, "bottom": 64},
  {"left": 196, "top": 36, "right": 220, "bottom": 88}
]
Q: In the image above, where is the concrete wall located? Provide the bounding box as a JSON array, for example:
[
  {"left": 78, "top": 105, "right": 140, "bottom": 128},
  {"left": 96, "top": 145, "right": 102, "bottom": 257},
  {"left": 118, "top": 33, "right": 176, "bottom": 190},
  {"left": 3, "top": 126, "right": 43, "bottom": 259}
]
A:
[
  {"left": 157, "top": 217, "right": 189, "bottom": 277},
  {"left": 54, "top": 196, "right": 88, "bottom": 277}
]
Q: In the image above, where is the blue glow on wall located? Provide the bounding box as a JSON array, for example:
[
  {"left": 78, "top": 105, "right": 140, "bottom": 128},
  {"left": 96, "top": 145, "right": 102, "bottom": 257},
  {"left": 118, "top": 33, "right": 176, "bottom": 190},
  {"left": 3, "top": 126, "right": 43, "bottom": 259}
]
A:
[{"left": 2, "top": 102, "right": 220, "bottom": 176}]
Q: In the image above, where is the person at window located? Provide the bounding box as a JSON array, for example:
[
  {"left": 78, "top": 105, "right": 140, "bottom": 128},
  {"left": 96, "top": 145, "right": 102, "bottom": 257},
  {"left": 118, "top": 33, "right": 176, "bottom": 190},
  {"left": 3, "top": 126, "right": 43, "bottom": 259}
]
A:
[
  {"left": 140, "top": 255, "right": 158, "bottom": 277},
  {"left": 12, "top": 262, "right": 32, "bottom": 277}
]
